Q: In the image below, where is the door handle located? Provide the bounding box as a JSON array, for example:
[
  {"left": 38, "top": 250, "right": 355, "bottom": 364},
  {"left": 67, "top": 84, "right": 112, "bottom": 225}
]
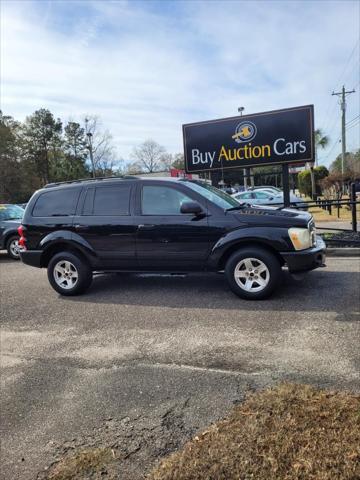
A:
[
  {"left": 74, "top": 224, "right": 89, "bottom": 231},
  {"left": 138, "top": 224, "right": 156, "bottom": 230}
]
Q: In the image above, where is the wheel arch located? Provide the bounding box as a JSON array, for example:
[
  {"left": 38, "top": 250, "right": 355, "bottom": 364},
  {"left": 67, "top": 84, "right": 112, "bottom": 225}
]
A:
[
  {"left": 217, "top": 240, "right": 285, "bottom": 271},
  {"left": 4, "top": 231, "right": 19, "bottom": 249},
  {"left": 40, "top": 241, "right": 91, "bottom": 268}
]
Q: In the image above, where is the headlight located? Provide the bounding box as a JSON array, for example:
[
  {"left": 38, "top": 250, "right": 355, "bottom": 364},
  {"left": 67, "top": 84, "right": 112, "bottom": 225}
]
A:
[{"left": 288, "top": 227, "right": 312, "bottom": 250}]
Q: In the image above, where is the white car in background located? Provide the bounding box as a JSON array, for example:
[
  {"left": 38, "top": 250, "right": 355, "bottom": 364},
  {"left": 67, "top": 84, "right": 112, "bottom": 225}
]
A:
[{"left": 232, "top": 189, "right": 308, "bottom": 210}]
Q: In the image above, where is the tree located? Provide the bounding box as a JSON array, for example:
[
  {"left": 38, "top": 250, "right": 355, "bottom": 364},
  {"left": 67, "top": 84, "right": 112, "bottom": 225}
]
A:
[
  {"left": 64, "top": 122, "right": 88, "bottom": 159},
  {"left": 84, "top": 116, "right": 116, "bottom": 176},
  {"left": 21, "top": 109, "right": 63, "bottom": 185},
  {"left": 330, "top": 150, "right": 360, "bottom": 176},
  {"left": 298, "top": 166, "right": 329, "bottom": 197},
  {"left": 0, "top": 112, "right": 23, "bottom": 202},
  {"left": 314, "top": 129, "right": 329, "bottom": 165},
  {"left": 311, "top": 129, "right": 329, "bottom": 198},
  {"left": 62, "top": 122, "right": 89, "bottom": 180},
  {"left": 160, "top": 153, "right": 173, "bottom": 172},
  {"left": 172, "top": 153, "right": 185, "bottom": 170},
  {"left": 131, "top": 139, "right": 166, "bottom": 173}
]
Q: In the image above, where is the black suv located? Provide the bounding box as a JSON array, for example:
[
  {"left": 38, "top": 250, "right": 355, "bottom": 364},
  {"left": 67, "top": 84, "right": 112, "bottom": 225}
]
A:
[{"left": 19, "top": 177, "right": 326, "bottom": 299}]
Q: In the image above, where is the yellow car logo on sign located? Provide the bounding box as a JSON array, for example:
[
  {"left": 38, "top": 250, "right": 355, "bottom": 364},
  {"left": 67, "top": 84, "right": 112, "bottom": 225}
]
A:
[{"left": 232, "top": 121, "right": 257, "bottom": 144}]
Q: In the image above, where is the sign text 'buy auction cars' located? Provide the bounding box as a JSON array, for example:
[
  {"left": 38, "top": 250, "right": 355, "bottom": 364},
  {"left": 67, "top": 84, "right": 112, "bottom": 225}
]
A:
[{"left": 183, "top": 105, "right": 314, "bottom": 173}]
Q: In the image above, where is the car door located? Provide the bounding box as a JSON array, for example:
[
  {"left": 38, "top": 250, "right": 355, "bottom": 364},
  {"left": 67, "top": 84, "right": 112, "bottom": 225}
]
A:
[
  {"left": 253, "top": 191, "right": 272, "bottom": 205},
  {"left": 73, "top": 182, "right": 137, "bottom": 269},
  {"left": 134, "top": 181, "right": 210, "bottom": 270}
]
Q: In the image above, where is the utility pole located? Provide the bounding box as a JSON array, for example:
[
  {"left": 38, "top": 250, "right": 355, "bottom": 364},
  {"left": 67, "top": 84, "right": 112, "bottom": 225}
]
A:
[
  {"left": 85, "top": 117, "right": 96, "bottom": 178},
  {"left": 87, "top": 132, "right": 96, "bottom": 178},
  {"left": 332, "top": 86, "right": 355, "bottom": 188},
  {"left": 238, "top": 106, "right": 250, "bottom": 190}
]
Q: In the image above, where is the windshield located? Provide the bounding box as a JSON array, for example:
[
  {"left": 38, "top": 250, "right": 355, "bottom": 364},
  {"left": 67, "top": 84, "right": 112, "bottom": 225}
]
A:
[
  {"left": 185, "top": 181, "right": 240, "bottom": 209},
  {"left": 0, "top": 204, "right": 24, "bottom": 221}
]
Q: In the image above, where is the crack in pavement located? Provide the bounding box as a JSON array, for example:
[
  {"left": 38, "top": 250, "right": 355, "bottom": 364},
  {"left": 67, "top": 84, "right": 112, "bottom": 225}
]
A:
[{"left": 36, "top": 397, "right": 194, "bottom": 480}]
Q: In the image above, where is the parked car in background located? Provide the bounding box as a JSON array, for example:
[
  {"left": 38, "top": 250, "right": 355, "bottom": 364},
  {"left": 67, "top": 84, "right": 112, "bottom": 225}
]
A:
[
  {"left": 251, "top": 186, "right": 282, "bottom": 194},
  {"left": 233, "top": 190, "right": 308, "bottom": 210},
  {"left": 250, "top": 186, "right": 306, "bottom": 206},
  {"left": 0, "top": 204, "right": 24, "bottom": 259},
  {"left": 232, "top": 190, "right": 278, "bottom": 205}
]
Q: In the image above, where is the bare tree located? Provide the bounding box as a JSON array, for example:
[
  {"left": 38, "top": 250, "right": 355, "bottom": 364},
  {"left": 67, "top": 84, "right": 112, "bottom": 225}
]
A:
[
  {"left": 126, "top": 161, "right": 143, "bottom": 175},
  {"left": 131, "top": 139, "right": 166, "bottom": 173},
  {"left": 84, "top": 116, "right": 116, "bottom": 175},
  {"left": 160, "top": 152, "right": 173, "bottom": 172},
  {"left": 172, "top": 153, "right": 185, "bottom": 170}
]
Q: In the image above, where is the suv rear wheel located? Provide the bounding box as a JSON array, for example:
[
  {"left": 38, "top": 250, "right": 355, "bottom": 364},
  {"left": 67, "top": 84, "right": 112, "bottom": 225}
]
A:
[
  {"left": 47, "top": 252, "right": 92, "bottom": 296},
  {"left": 7, "top": 235, "right": 21, "bottom": 260},
  {"left": 225, "top": 247, "right": 281, "bottom": 300}
]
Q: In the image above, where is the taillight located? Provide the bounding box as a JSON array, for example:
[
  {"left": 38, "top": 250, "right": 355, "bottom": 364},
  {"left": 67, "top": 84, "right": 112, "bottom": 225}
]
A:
[{"left": 18, "top": 225, "right": 27, "bottom": 250}]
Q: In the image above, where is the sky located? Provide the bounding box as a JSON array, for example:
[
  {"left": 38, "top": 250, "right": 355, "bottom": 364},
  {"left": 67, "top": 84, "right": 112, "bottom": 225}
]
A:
[{"left": 1, "top": 0, "right": 359, "bottom": 167}]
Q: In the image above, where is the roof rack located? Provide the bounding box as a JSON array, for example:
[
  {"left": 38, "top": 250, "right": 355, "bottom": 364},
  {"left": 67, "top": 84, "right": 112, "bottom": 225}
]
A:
[{"left": 44, "top": 175, "right": 139, "bottom": 189}]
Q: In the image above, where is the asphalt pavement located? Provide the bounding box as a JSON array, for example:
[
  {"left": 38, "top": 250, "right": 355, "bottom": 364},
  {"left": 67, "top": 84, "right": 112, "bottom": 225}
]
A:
[{"left": 1, "top": 253, "right": 359, "bottom": 479}]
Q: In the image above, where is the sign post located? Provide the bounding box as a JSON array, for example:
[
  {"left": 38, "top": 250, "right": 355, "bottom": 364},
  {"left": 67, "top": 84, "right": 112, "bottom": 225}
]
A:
[
  {"left": 183, "top": 105, "right": 314, "bottom": 204},
  {"left": 282, "top": 164, "right": 290, "bottom": 207}
]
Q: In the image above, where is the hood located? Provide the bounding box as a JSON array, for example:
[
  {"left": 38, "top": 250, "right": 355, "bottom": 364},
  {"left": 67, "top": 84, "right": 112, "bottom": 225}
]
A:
[{"left": 230, "top": 204, "right": 312, "bottom": 228}]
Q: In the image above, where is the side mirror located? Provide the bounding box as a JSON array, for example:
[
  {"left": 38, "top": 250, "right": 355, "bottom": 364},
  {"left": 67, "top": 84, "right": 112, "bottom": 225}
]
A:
[{"left": 180, "top": 201, "right": 203, "bottom": 215}]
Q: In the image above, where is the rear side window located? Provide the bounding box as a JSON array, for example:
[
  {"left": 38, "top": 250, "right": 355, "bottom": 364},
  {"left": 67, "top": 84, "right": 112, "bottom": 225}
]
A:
[
  {"left": 88, "top": 185, "right": 131, "bottom": 216},
  {"left": 32, "top": 188, "right": 80, "bottom": 217}
]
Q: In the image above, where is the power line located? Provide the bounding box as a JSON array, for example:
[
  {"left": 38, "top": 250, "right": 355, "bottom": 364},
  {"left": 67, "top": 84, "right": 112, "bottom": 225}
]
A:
[
  {"left": 333, "top": 39, "right": 360, "bottom": 91},
  {"left": 321, "top": 39, "right": 359, "bottom": 133},
  {"left": 319, "top": 115, "right": 359, "bottom": 166},
  {"left": 346, "top": 114, "right": 360, "bottom": 126},
  {"left": 346, "top": 120, "right": 360, "bottom": 131},
  {"left": 324, "top": 137, "right": 341, "bottom": 160}
]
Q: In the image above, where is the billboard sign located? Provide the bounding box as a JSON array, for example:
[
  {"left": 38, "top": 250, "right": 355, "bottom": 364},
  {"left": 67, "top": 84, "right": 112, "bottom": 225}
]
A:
[{"left": 183, "top": 105, "right": 314, "bottom": 173}]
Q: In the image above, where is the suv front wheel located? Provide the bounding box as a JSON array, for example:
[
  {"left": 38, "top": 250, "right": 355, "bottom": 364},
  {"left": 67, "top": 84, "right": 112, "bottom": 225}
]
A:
[
  {"left": 48, "top": 252, "right": 92, "bottom": 296},
  {"left": 225, "top": 247, "right": 281, "bottom": 300}
]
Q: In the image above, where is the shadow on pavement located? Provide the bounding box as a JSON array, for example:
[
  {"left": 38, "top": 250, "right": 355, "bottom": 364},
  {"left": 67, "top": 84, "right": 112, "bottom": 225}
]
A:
[{"left": 64, "top": 269, "right": 360, "bottom": 317}]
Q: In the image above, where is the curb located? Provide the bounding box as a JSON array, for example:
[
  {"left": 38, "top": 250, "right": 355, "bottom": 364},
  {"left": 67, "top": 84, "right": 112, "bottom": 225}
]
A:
[{"left": 326, "top": 248, "right": 360, "bottom": 257}]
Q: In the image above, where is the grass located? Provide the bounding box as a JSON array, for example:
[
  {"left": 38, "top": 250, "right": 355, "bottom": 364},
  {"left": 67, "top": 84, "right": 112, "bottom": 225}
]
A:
[
  {"left": 149, "top": 384, "right": 360, "bottom": 480},
  {"left": 303, "top": 195, "right": 360, "bottom": 223},
  {"left": 44, "top": 447, "right": 116, "bottom": 480}
]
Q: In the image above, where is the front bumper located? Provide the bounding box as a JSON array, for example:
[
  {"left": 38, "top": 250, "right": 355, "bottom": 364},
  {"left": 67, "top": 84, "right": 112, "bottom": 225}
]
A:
[
  {"left": 20, "top": 250, "right": 42, "bottom": 268},
  {"left": 280, "top": 236, "right": 326, "bottom": 273}
]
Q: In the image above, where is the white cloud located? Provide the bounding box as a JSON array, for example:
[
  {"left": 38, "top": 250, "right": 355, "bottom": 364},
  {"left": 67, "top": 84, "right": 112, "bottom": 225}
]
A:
[{"left": 1, "top": 0, "right": 359, "bottom": 165}]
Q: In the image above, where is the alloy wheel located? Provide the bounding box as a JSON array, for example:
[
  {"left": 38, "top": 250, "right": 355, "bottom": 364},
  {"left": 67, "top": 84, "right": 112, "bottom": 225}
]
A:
[
  {"left": 53, "top": 260, "right": 79, "bottom": 289},
  {"left": 234, "top": 257, "right": 270, "bottom": 292},
  {"left": 9, "top": 239, "right": 20, "bottom": 258}
]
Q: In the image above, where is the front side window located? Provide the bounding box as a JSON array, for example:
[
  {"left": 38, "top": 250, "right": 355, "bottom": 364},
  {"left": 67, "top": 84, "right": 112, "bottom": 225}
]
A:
[
  {"left": 142, "top": 185, "right": 193, "bottom": 215},
  {"left": 32, "top": 188, "right": 80, "bottom": 217},
  {"left": 92, "top": 185, "right": 131, "bottom": 216},
  {"left": 254, "top": 192, "right": 270, "bottom": 199},
  {"left": 240, "top": 192, "right": 254, "bottom": 199}
]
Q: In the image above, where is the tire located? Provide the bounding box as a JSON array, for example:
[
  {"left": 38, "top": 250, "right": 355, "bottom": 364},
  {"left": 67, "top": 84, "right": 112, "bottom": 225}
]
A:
[
  {"left": 6, "top": 236, "right": 21, "bottom": 260},
  {"left": 225, "top": 247, "right": 282, "bottom": 300},
  {"left": 47, "top": 252, "right": 92, "bottom": 296}
]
